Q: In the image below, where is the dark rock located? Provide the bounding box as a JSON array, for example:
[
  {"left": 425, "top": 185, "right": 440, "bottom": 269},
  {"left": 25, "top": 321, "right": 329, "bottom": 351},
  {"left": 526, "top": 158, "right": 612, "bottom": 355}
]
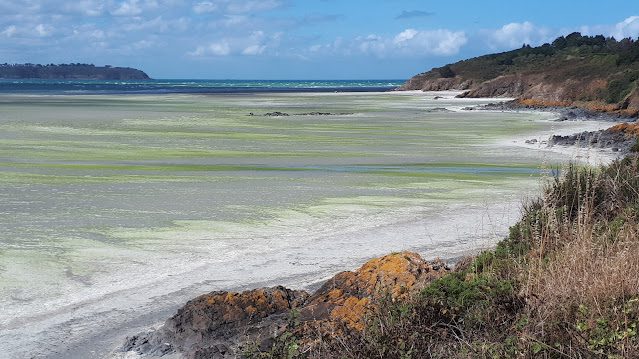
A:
[
  {"left": 425, "top": 107, "right": 452, "bottom": 113},
  {"left": 122, "top": 286, "right": 308, "bottom": 358},
  {"left": 469, "top": 100, "right": 633, "bottom": 123},
  {"left": 263, "top": 112, "right": 289, "bottom": 116},
  {"left": 295, "top": 112, "right": 355, "bottom": 116},
  {"left": 120, "top": 252, "right": 450, "bottom": 358},
  {"left": 548, "top": 127, "right": 637, "bottom": 154},
  {"left": 299, "top": 112, "right": 332, "bottom": 116},
  {"left": 298, "top": 252, "right": 449, "bottom": 332}
]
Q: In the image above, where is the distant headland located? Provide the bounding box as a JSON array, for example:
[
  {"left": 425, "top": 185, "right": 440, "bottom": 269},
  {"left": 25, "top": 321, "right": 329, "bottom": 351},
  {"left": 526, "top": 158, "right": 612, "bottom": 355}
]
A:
[
  {"left": 0, "top": 63, "right": 150, "bottom": 80},
  {"left": 401, "top": 32, "right": 639, "bottom": 117}
]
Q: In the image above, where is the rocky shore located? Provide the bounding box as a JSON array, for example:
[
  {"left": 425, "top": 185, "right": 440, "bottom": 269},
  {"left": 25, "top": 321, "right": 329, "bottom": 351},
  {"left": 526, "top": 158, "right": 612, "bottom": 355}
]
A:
[
  {"left": 117, "top": 103, "right": 639, "bottom": 359},
  {"left": 400, "top": 33, "right": 639, "bottom": 118},
  {"left": 121, "top": 252, "right": 450, "bottom": 358},
  {"left": 121, "top": 152, "right": 639, "bottom": 358},
  {"left": 469, "top": 100, "right": 634, "bottom": 122},
  {"left": 463, "top": 100, "right": 639, "bottom": 154}
]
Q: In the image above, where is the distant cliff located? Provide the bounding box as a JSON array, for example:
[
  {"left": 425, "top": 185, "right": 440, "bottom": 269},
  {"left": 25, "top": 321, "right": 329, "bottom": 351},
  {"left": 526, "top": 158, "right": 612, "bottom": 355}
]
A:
[
  {"left": 0, "top": 63, "right": 150, "bottom": 80},
  {"left": 401, "top": 33, "right": 639, "bottom": 116}
]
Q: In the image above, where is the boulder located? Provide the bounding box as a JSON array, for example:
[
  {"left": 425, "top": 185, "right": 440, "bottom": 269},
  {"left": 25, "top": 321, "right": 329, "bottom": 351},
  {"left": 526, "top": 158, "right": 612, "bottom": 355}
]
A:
[
  {"left": 123, "top": 286, "right": 308, "bottom": 358},
  {"left": 121, "top": 252, "right": 450, "bottom": 358},
  {"left": 299, "top": 252, "right": 448, "bottom": 331}
]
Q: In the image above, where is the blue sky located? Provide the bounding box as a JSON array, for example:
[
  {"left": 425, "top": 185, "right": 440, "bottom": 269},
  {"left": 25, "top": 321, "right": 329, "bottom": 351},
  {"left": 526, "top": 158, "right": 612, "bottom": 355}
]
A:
[{"left": 1, "top": 0, "right": 639, "bottom": 79}]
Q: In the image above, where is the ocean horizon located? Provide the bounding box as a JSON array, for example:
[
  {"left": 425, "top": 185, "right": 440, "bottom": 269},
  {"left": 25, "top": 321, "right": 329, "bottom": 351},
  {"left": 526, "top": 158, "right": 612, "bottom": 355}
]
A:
[{"left": 0, "top": 79, "right": 405, "bottom": 95}]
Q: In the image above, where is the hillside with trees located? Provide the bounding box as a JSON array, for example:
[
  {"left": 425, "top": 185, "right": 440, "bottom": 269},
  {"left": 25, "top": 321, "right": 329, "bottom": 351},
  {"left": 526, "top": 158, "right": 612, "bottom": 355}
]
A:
[
  {"left": 0, "top": 63, "right": 150, "bottom": 80},
  {"left": 401, "top": 33, "right": 639, "bottom": 116}
]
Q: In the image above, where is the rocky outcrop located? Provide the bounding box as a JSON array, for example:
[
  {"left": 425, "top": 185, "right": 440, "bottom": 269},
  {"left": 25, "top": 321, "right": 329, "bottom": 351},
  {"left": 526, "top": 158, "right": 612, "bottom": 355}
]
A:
[
  {"left": 609, "top": 122, "right": 639, "bottom": 136},
  {"left": 548, "top": 122, "right": 639, "bottom": 153},
  {"left": 444, "top": 74, "right": 638, "bottom": 116},
  {"left": 122, "top": 286, "right": 308, "bottom": 358},
  {"left": 400, "top": 33, "right": 639, "bottom": 118},
  {"left": 399, "top": 75, "right": 474, "bottom": 91},
  {"left": 121, "top": 252, "right": 449, "bottom": 358},
  {"left": 622, "top": 89, "right": 639, "bottom": 112},
  {"left": 299, "top": 252, "right": 447, "bottom": 332},
  {"left": 251, "top": 111, "right": 354, "bottom": 117}
]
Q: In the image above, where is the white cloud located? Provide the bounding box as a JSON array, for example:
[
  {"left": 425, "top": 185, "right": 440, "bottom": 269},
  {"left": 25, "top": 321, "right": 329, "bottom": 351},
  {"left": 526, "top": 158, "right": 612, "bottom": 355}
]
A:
[
  {"left": 489, "top": 21, "right": 551, "bottom": 49},
  {"left": 612, "top": 16, "right": 639, "bottom": 39},
  {"left": 34, "top": 23, "right": 52, "bottom": 36},
  {"left": 392, "top": 29, "right": 467, "bottom": 56},
  {"left": 357, "top": 34, "right": 385, "bottom": 55},
  {"left": 111, "top": 0, "right": 143, "bottom": 16},
  {"left": 90, "top": 29, "right": 106, "bottom": 39},
  {"left": 190, "top": 40, "right": 231, "bottom": 56},
  {"left": 121, "top": 16, "right": 189, "bottom": 32},
  {"left": 64, "top": 0, "right": 104, "bottom": 16},
  {"left": 394, "top": 29, "right": 417, "bottom": 43},
  {"left": 214, "top": 14, "right": 250, "bottom": 28},
  {"left": 1, "top": 25, "right": 17, "bottom": 37},
  {"left": 311, "top": 28, "right": 467, "bottom": 58},
  {"left": 188, "top": 30, "right": 276, "bottom": 57},
  {"left": 225, "top": 0, "right": 281, "bottom": 14},
  {"left": 307, "top": 37, "right": 346, "bottom": 56},
  {"left": 189, "top": 0, "right": 283, "bottom": 15},
  {"left": 207, "top": 41, "right": 231, "bottom": 56},
  {"left": 193, "top": 1, "right": 217, "bottom": 14},
  {"left": 242, "top": 44, "right": 265, "bottom": 55},
  {"left": 132, "top": 39, "right": 154, "bottom": 49},
  {"left": 578, "top": 16, "right": 639, "bottom": 40}
]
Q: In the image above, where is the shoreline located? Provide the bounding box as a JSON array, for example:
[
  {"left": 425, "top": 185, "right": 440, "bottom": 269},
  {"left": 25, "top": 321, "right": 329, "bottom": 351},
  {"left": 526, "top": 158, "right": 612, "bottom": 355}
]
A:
[
  {"left": 1, "top": 90, "right": 629, "bottom": 359},
  {"left": 114, "top": 93, "right": 631, "bottom": 358}
]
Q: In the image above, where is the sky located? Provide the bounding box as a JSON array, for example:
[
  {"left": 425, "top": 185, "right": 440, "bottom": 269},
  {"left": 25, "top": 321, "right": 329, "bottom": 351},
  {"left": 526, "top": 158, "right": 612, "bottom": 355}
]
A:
[{"left": 1, "top": 0, "right": 639, "bottom": 79}]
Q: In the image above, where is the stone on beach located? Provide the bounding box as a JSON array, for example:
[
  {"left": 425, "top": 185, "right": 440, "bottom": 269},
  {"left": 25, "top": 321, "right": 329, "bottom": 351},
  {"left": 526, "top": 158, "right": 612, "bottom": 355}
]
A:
[{"left": 122, "top": 252, "right": 449, "bottom": 358}]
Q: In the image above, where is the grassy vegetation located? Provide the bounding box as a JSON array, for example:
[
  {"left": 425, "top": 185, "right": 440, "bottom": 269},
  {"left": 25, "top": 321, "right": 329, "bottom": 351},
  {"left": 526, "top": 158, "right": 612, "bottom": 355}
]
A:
[
  {"left": 253, "top": 154, "right": 639, "bottom": 358},
  {"left": 443, "top": 33, "right": 639, "bottom": 83},
  {"left": 413, "top": 33, "right": 639, "bottom": 110}
]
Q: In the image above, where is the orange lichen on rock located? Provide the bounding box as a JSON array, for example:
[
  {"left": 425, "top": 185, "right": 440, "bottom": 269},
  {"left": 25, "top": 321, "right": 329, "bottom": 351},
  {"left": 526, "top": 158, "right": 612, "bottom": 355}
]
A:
[
  {"left": 518, "top": 97, "right": 639, "bottom": 116},
  {"left": 184, "top": 286, "right": 309, "bottom": 327},
  {"left": 299, "top": 252, "right": 449, "bottom": 333},
  {"left": 608, "top": 122, "right": 639, "bottom": 136},
  {"left": 126, "top": 252, "right": 450, "bottom": 358},
  {"left": 329, "top": 296, "right": 371, "bottom": 331}
]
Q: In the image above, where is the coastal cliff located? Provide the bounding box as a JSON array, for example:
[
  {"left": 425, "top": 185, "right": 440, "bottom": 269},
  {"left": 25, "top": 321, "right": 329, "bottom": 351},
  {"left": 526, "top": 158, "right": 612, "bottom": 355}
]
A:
[
  {"left": 401, "top": 33, "right": 639, "bottom": 117},
  {"left": 0, "top": 63, "right": 150, "bottom": 80}
]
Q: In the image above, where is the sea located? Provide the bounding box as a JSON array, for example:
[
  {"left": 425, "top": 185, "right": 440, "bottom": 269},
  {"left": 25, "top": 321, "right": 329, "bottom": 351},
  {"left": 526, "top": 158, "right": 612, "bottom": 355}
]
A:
[
  {"left": 0, "top": 80, "right": 620, "bottom": 358},
  {"left": 0, "top": 79, "right": 404, "bottom": 94}
]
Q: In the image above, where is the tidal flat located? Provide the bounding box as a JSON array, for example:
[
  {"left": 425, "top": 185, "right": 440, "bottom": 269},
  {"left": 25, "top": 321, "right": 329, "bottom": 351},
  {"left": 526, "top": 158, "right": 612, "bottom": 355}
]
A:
[{"left": 0, "top": 91, "right": 620, "bottom": 358}]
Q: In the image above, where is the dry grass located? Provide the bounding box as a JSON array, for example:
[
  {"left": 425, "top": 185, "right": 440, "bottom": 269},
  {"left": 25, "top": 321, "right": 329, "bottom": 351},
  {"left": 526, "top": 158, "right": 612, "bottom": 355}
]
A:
[
  {"left": 517, "top": 156, "right": 639, "bottom": 357},
  {"left": 526, "top": 206, "right": 639, "bottom": 323}
]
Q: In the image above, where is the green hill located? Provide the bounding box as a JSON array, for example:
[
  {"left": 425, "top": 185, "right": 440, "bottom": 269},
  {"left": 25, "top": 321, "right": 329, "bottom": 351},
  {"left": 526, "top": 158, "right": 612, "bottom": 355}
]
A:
[
  {"left": 0, "top": 63, "right": 150, "bottom": 80},
  {"left": 401, "top": 33, "right": 639, "bottom": 116}
]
